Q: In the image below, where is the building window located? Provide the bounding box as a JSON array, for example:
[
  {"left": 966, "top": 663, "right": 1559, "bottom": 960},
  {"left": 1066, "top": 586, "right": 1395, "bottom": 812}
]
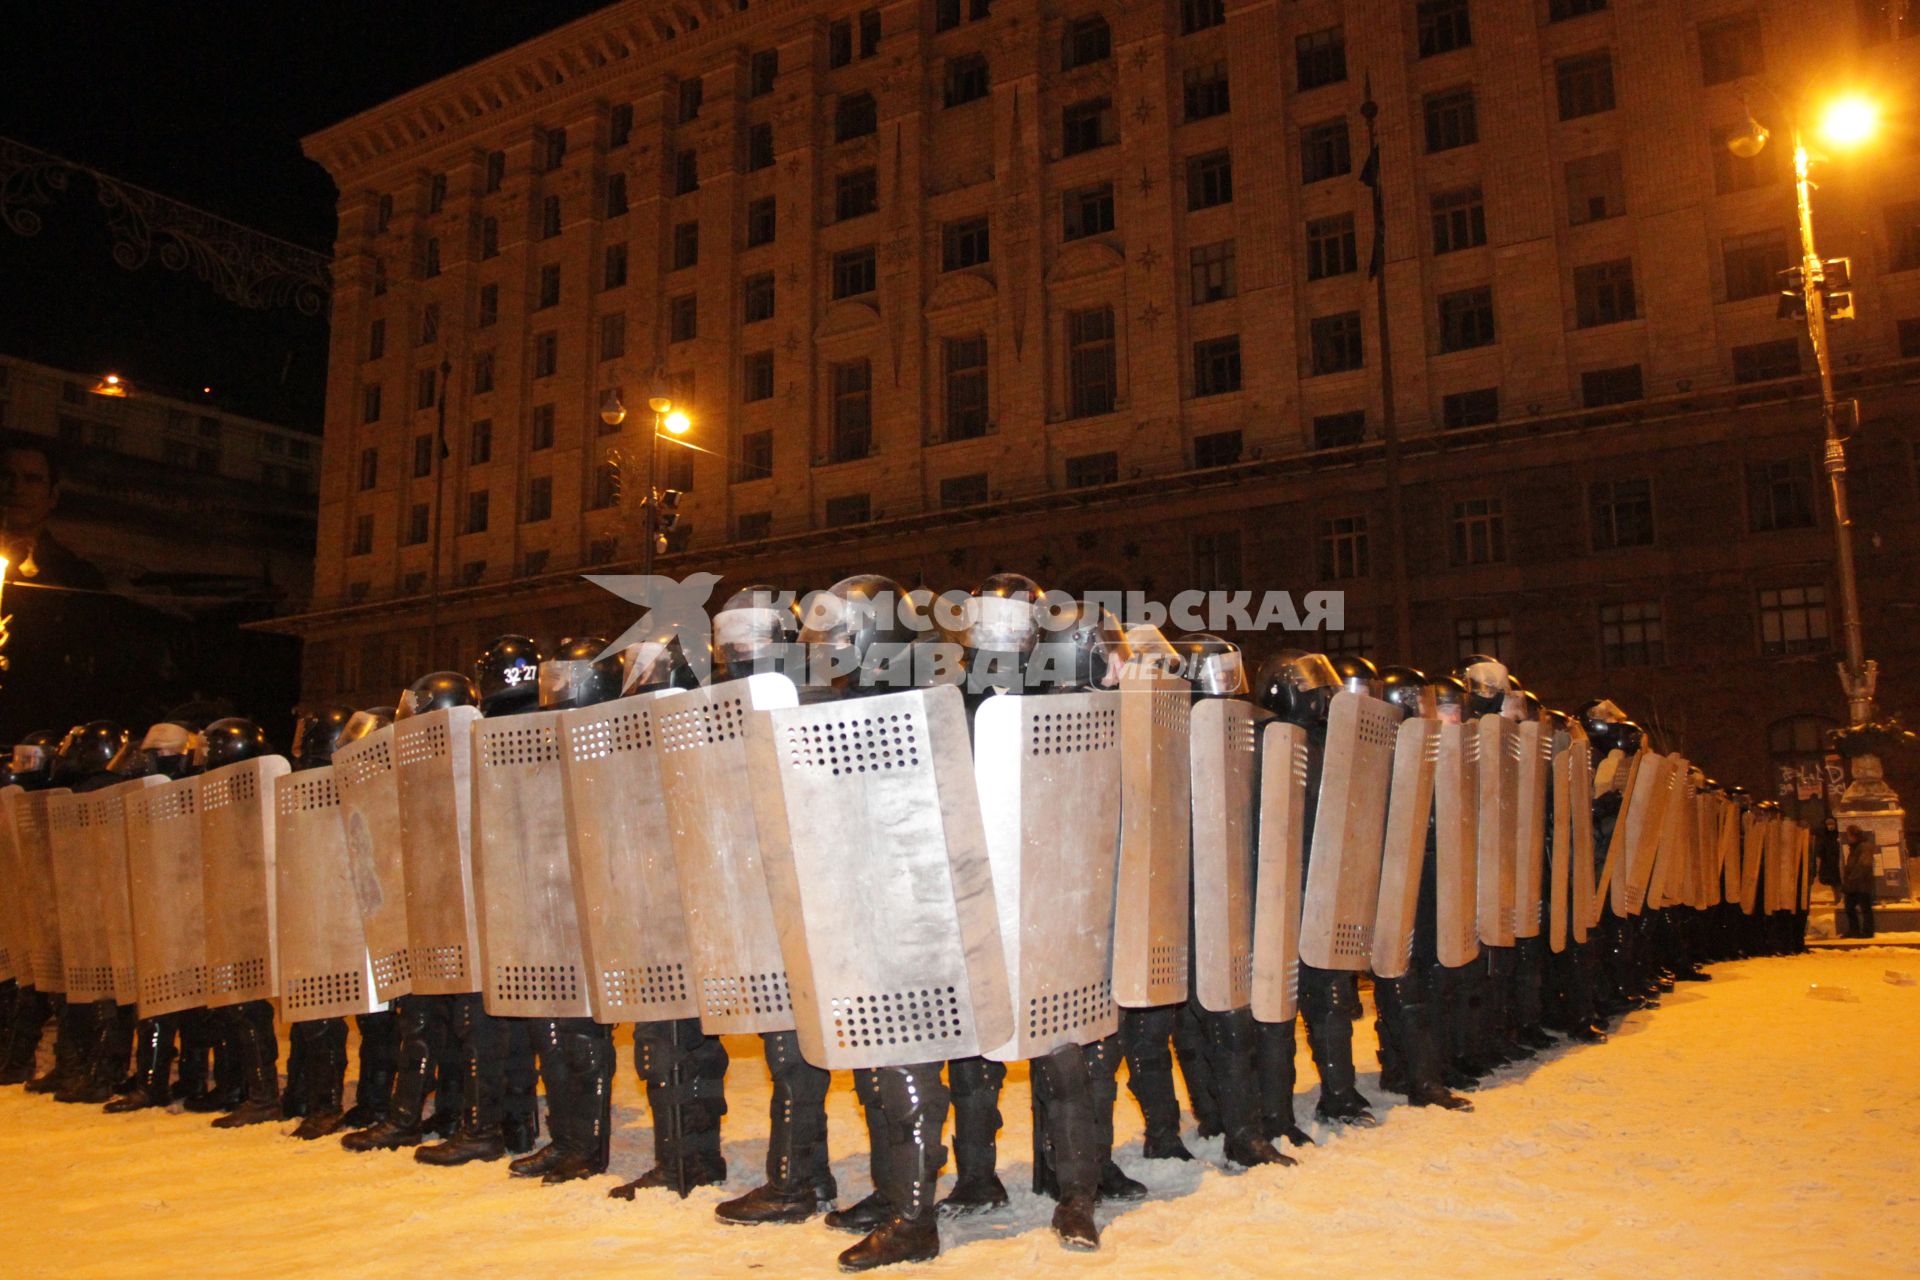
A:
[
  {"left": 1190, "top": 240, "right": 1236, "bottom": 304},
  {"left": 485, "top": 150, "right": 505, "bottom": 193},
  {"left": 1733, "top": 339, "right": 1801, "bottom": 383},
  {"left": 1556, "top": 52, "right": 1616, "bottom": 120},
  {"left": 1065, "top": 451, "right": 1119, "bottom": 488},
  {"left": 473, "top": 351, "right": 495, "bottom": 393},
  {"left": 1589, "top": 477, "right": 1654, "bottom": 549},
  {"left": 945, "top": 54, "right": 990, "bottom": 107},
  {"left": 470, "top": 419, "right": 493, "bottom": 464},
  {"left": 738, "top": 430, "right": 774, "bottom": 482},
  {"left": 1191, "top": 336, "right": 1242, "bottom": 397},
  {"left": 1758, "top": 586, "right": 1828, "bottom": 655},
  {"left": 412, "top": 434, "right": 434, "bottom": 478},
  {"left": 480, "top": 217, "right": 499, "bottom": 259},
  {"left": 747, "top": 122, "right": 775, "bottom": 172},
  {"left": 525, "top": 476, "right": 552, "bottom": 523},
  {"left": 478, "top": 283, "right": 498, "bottom": 327},
  {"left": 837, "top": 168, "right": 879, "bottom": 221},
  {"left": 942, "top": 217, "right": 990, "bottom": 271},
  {"left": 1305, "top": 214, "right": 1357, "bottom": 281},
  {"left": 1700, "top": 13, "right": 1764, "bottom": 85},
  {"left": 678, "top": 76, "right": 704, "bottom": 124},
  {"left": 1183, "top": 61, "right": 1230, "bottom": 121},
  {"left": 416, "top": 367, "right": 438, "bottom": 410},
  {"left": 1438, "top": 286, "right": 1497, "bottom": 351},
  {"left": 736, "top": 350, "right": 774, "bottom": 404},
  {"left": 529, "top": 404, "right": 555, "bottom": 450},
  {"left": 604, "top": 243, "right": 628, "bottom": 290},
  {"left": 351, "top": 514, "right": 374, "bottom": 556},
  {"left": 1581, "top": 364, "right": 1644, "bottom": 405},
  {"left": 1423, "top": 88, "right": 1477, "bottom": 153},
  {"left": 1301, "top": 118, "right": 1352, "bottom": 184},
  {"left": 1886, "top": 201, "right": 1920, "bottom": 272},
  {"left": 372, "top": 258, "right": 387, "bottom": 295},
  {"left": 420, "top": 237, "right": 441, "bottom": 278},
  {"left": 1192, "top": 529, "right": 1243, "bottom": 590},
  {"left": 376, "top": 193, "right": 392, "bottom": 233},
  {"left": 668, "top": 295, "right": 698, "bottom": 343},
  {"left": 1443, "top": 387, "right": 1500, "bottom": 428},
  {"left": 357, "top": 446, "right": 379, "bottom": 491},
  {"left": 1417, "top": 0, "right": 1472, "bottom": 56},
  {"left": 1323, "top": 626, "right": 1375, "bottom": 659},
  {"left": 672, "top": 221, "right": 699, "bottom": 269},
  {"left": 830, "top": 360, "right": 872, "bottom": 461},
  {"left": 944, "top": 335, "right": 989, "bottom": 440},
  {"left": 1318, "top": 515, "right": 1371, "bottom": 579},
  {"left": 745, "top": 197, "right": 777, "bottom": 248},
  {"left": 609, "top": 102, "right": 634, "bottom": 148},
  {"left": 1450, "top": 496, "right": 1507, "bottom": 565},
  {"left": 368, "top": 318, "right": 386, "bottom": 360},
  {"left": 465, "top": 490, "right": 490, "bottom": 533},
  {"left": 1180, "top": 0, "right": 1225, "bottom": 35},
  {"left": 600, "top": 313, "right": 627, "bottom": 361},
  {"left": 743, "top": 272, "right": 775, "bottom": 323},
  {"left": 1574, "top": 259, "right": 1637, "bottom": 327},
  {"left": 537, "top": 263, "right": 561, "bottom": 309},
  {"left": 1564, "top": 152, "right": 1626, "bottom": 225},
  {"left": 1067, "top": 306, "right": 1117, "bottom": 417},
  {"left": 824, "top": 493, "right": 872, "bottom": 527},
  {"left": 1713, "top": 125, "right": 1782, "bottom": 194},
  {"left": 1430, "top": 186, "right": 1487, "bottom": 253},
  {"left": 1748, "top": 457, "right": 1815, "bottom": 531},
  {"left": 1062, "top": 183, "right": 1116, "bottom": 240},
  {"left": 674, "top": 149, "right": 699, "bottom": 195},
  {"left": 1897, "top": 316, "right": 1920, "bottom": 358},
  {"left": 735, "top": 511, "right": 772, "bottom": 541},
  {"left": 832, "top": 247, "right": 877, "bottom": 299},
  {"left": 1309, "top": 312, "right": 1364, "bottom": 374},
  {"left": 1600, "top": 601, "right": 1664, "bottom": 666},
  {"left": 750, "top": 49, "right": 779, "bottom": 97},
  {"left": 836, "top": 93, "right": 878, "bottom": 142},
  {"left": 1063, "top": 16, "right": 1111, "bottom": 70},
  {"left": 604, "top": 173, "right": 628, "bottom": 218},
  {"left": 1063, "top": 97, "right": 1115, "bottom": 156},
  {"left": 829, "top": 17, "right": 854, "bottom": 67},
  {"left": 1312, "top": 410, "right": 1366, "bottom": 449},
  {"left": 542, "top": 127, "right": 567, "bottom": 172},
  {"left": 589, "top": 461, "right": 618, "bottom": 509},
  {"left": 1295, "top": 26, "right": 1347, "bottom": 90},
  {"left": 864, "top": 7, "right": 885, "bottom": 54},
  {"left": 533, "top": 331, "right": 558, "bottom": 378},
  {"left": 418, "top": 303, "right": 440, "bottom": 346},
  {"left": 540, "top": 196, "right": 562, "bottom": 239},
  {"left": 940, "top": 473, "right": 990, "bottom": 508},
  {"left": 1194, "top": 429, "right": 1243, "bottom": 468},
  {"left": 1549, "top": 0, "right": 1609, "bottom": 19},
  {"left": 405, "top": 502, "right": 429, "bottom": 545},
  {"left": 1454, "top": 614, "right": 1512, "bottom": 663},
  {"left": 1186, "top": 150, "right": 1234, "bottom": 210},
  {"left": 522, "top": 549, "right": 549, "bottom": 577},
  {"left": 1723, "top": 231, "right": 1793, "bottom": 302}
]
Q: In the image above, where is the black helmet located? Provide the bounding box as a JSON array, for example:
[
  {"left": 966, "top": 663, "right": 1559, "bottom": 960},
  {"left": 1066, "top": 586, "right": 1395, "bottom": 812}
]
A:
[
  {"left": 474, "top": 634, "right": 544, "bottom": 715},
  {"left": 202, "top": 717, "right": 272, "bottom": 770},
  {"left": 397, "top": 671, "right": 478, "bottom": 719},
  {"left": 10, "top": 729, "right": 61, "bottom": 783},
  {"left": 1038, "top": 600, "right": 1130, "bottom": 691},
  {"left": 1455, "top": 652, "right": 1509, "bottom": 717},
  {"left": 619, "top": 634, "right": 700, "bottom": 695},
  {"left": 341, "top": 707, "right": 395, "bottom": 745},
  {"left": 1330, "top": 654, "right": 1381, "bottom": 700},
  {"left": 54, "top": 721, "right": 127, "bottom": 783},
  {"left": 799, "top": 574, "right": 915, "bottom": 694},
  {"left": 539, "top": 636, "right": 626, "bottom": 710},
  {"left": 1253, "top": 650, "right": 1338, "bottom": 723},
  {"left": 1378, "top": 666, "right": 1430, "bottom": 721},
  {"left": 290, "top": 705, "right": 356, "bottom": 770},
  {"left": 713, "top": 584, "right": 802, "bottom": 680},
  {"left": 1429, "top": 674, "right": 1469, "bottom": 725},
  {"left": 1616, "top": 720, "right": 1646, "bottom": 755},
  {"left": 1171, "top": 633, "right": 1247, "bottom": 698}
]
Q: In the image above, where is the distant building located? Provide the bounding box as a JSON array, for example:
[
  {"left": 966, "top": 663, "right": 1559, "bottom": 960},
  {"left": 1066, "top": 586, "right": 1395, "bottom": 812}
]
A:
[{"left": 281, "top": 0, "right": 1920, "bottom": 823}]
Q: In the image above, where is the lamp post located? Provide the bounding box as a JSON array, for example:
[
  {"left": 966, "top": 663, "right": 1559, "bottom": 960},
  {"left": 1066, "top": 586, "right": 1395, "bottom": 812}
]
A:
[{"left": 603, "top": 389, "right": 691, "bottom": 579}]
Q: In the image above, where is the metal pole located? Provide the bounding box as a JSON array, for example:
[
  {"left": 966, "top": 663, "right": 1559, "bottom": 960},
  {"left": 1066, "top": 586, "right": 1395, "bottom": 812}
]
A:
[
  {"left": 1361, "top": 87, "right": 1413, "bottom": 663},
  {"left": 426, "top": 357, "right": 451, "bottom": 667},
  {"left": 641, "top": 412, "right": 658, "bottom": 580}
]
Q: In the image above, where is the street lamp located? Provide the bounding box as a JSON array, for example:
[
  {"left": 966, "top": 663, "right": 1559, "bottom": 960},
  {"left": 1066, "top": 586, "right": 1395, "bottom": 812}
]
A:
[
  {"left": 1727, "top": 92, "right": 1880, "bottom": 728},
  {"left": 624, "top": 392, "right": 691, "bottom": 578}
]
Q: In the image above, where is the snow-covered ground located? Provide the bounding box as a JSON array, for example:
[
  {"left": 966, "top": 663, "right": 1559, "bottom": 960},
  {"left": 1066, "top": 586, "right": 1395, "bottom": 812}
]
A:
[{"left": 4, "top": 950, "right": 1917, "bottom": 1279}]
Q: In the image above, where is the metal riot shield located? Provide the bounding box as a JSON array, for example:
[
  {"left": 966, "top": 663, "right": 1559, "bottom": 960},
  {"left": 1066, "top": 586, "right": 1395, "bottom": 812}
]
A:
[
  {"left": 0, "top": 788, "right": 23, "bottom": 985},
  {"left": 334, "top": 725, "right": 414, "bottom": 1001},
  {"left": 199, "top": 756, "right": 289, "bottom": 1008},
  {"left": 472, "top": 711, "right": 593, "bottom": 1020},
  {"left": 1512, "top": 720, "right": 1550, "bottom": 940},
  {"left": 394, "top": 706, "right": 483, "bottom": 994},
  {"left": 557, "top": 692, "right": 699, "bottom": 1025},
  {"left": 1568, "top": 731, "right": 1596, "bottom": 945},
  {"left": 748, "top": 684, "right": 1015, "bottom": 1070},
  {"left": 1112, "top": 673, "right": 1192, "bottom": 1008},
  {"left": 1434, "top": 723, "right": 1480, "bottom": 969},
  {"left": 1693, "top": 791, "right": 1718, "bottom": 910},
  {"left": 48, "top": 791, "right": 114, "bottom": 1001},
  {"left": 1598, "top": 750, "right": 1639, "bottom": 920},
  {"left": 1620, "top": 754, "right": 1677, "bottom": 916},
  {"left": 275, "top": 768, "right": 387, "bottom": 1022},
  {"left": 1643, "top": 759, "right": 1692, "bottom": 912},
  {"left": 6, "top": 787, "right": 69, "bottom": 992},
  {"left": 100, "top": 778, "right": 161, "bottom": 1005},
  {"left": 655, "top": 674, "right": 799, "bottom": 1035},
  {"left": 125, "top": 776, "right": 207, "bottom": 1016},
  {"left": 1717, "top": 800, "right": 1742, "bottom": 906},
  {"left": 1190, "top": 697, "right": 1261, "bottom": 1013},
  {"left": 1739, "top": 811, "right": 1765, "bottom": 914},
  {"left": 1252, "top": 721, "right": 1308, "bottom": 1021},
  {"left": 1475, "top": 716, "right": 1518, "bottom": 947},
  {"left": 1548, "top": 728, "right": 1573, "bottom": 955},
  {"left": 1796, "top": 824, "right": 1812, "bottom": 912},
  {"left": 1299, "top": 692, "right": 1399, "bottom": 972},
  {"left": 1370, "top": 718, "right": 1440, "bottom": 980}
]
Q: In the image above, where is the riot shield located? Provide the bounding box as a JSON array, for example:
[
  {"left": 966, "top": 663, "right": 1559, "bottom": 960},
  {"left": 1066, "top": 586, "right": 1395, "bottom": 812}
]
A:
[
  {"left": 655, "top": 674, "right": 799, "bottom": 1035},
  {"left": 275, "top": 768, "right": 386, "bottom": 1022},
  {"left": 1298, "top": 691, "right": 1399, "bottom": 972},
  {"left": 6, "top": 787, "right": 69, "bottom": 992},
  {"left": 1738, "top": 811, "right": 1764, "bottom": 914},
  {"left": 1434, "top": 723, "right": 1480, "bottom": 969},
  {"left": 125, "top": 776, "right": 207, "bottom": 1016},
  {"left": 394, "top": 705, "right": 483, "bottom": 994},
  {"left": 100, "top": 778, "right": 161, "bottom": 1005},
  {"left": 1717, "top": 801, "right": 1742, "bottom": 906},
  {"left": 1511, "top": 720, "right": 1550, "bottom": 939},
  {"left": 1568, "top": 731, "right": 1595, "bottom": 945},
  {"left": 1620, "top": 754, "right": 1677, "bottom": 916},
  {"left": 1251, "top": 721, "right": 1308, "bottom": 1021},
  {"left": 1189, "top": 697, "right": 1261, "bottom": 1013},
  {"left": 1598, "top": 750, "right": 1640, "bottom": 919},
  {"left": 334, "top": 725, "right": 414, "bottom": 1001},
  {"left": 1475, "top": 716, "right": 1517, "bottom": 947},
  {"left": 748, "top": 684, "right": 1014, "bottom": 1070},
  {"left": 1548, "top": 728, "right": 1572, "bottom": 955},
  {"left": 472, "top": 711, "right": 593, "bottom": 1020},
  {"left": 48, "top": 792, "right": 113, "bottom": 1001},
  {"left": 200, "top": 756, "right": 289, "bottom": 1008},
  {"left": 1796, "top": 824, "right": 1811, "bottom": 912},
  {"left": 1370, "top": 717, "right": 1440, "bottom": 980},
  {"left": 0, "top": 788, "right": 23, "bottom": 985},
  {"left": 557, "top": 692, "right": 700, "bottom": 1025},
  {"left": 1642, "top": 758, "right": 1691, "bottom": 912},
  {"left": 1112, "top": 673, "right": 1192, "bottom": 1009}
]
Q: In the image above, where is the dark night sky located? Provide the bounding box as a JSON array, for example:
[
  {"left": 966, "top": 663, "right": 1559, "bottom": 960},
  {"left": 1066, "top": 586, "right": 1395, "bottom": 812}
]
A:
[{"left": 0, "top": 1, "right": 607, "bottom": 428}]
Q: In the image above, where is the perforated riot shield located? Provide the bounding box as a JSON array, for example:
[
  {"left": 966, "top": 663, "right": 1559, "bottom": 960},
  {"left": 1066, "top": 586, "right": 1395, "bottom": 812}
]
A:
[
  {"left": 1568, "top": 734, "right": 1595, "bottom": 944},
  {"left": 1434, "top": 723, "right": 1480, "bottom": 969},
  {"left": 394, "top": 706, "right": 483, "bottom": 994},
  {"left": 748, "top": 684, "right": 1014, "bottom": 1070},
  {"left": 1371, "top": 717, "right": 1440, "bottom": 980},
  {"left": 275, "top": 768, "right": 387, "bottom": 1022},
  {"left": 472, "top": 712, "right": 593, "bottom": 1020},
  {"left": 1299, "top": 692, "right": 1399, "bottom": 972},
  {"left": 1475, "top": 716, "right": 1518, "bottom": 947},
  {"left": 1112, "top": 673, "right": 1192, "bottom": 1009},
  {"left": 1620, "top": 754, "right": 1677, "bottom": 916},
  {"left": 1641, "top": 758, "right": 1690, "bottom": 912},
  {"left": 558, "top": 693, "right": 699, "bottom": 1025},
  {"left": 125, "top": 777, "right": 207, "bottom": 1016},
  {"left": 200, "top": 756, "right": 288, "bottom": 1008},
  {"left": 6, "top": 787, "right": 68, "bottom": 992},
  {"left": 334, "top": 725, "right": 413, "bottom": 1001},
  {"left": 1512, "top": 721, "right": 1550, "bottom": 940},
  {"left": 1190, "top": 697, "right": 1261, "bottom": 1013},
  {"left": 99, "top": 778, "right": 160, "bottom": 1005},
  {"left": 656, "top": 674, "right": 799, "bottom": 1035},
  {"left": 1252, "top": 721, "right": 1308, "bottom": 1022},
  {"left": 48, "top": 791, "right": 113, "bottom": 1001}
]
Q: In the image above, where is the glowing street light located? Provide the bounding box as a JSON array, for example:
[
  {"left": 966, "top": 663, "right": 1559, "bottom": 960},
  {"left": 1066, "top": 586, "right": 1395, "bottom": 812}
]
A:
[{"left": 1818, "top": 95, "right": 1879, "bottom": 149}]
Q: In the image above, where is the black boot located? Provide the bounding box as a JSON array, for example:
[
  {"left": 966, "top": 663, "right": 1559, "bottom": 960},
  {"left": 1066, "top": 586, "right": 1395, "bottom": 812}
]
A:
[
  {"left": 341, "top": 1009, "right": 398, "bottom": 1128},
  {"left": 343, "top": 995, "right": 441, "bottom": 1151},
  {"left": 1397, "top": 997, "right": 1471, "bottom": 1111},
  {"left": 511, "top": 1020, "right": 571, "bottom": 1178},
  {"left": 935, "top": 1055, "right": 1007, "bottom": 1217},
  {"left": 612, "top": 1017, "right": 729, "bottom": 1199},
  {"left": 1122, "top": 1005, "right": 1193, "bottom": 1160},
  {"left": 1254, "top": 1017, "right": 1314, "bottom": 1146},
  {"left": 1032, "top": 1046, "right": 1103, "bottom": 1249},
  {"left": 417, "top": 998, "right": 511, "bottom": 1165},
  {"left": 58, "top": 1000, "right": 130, "bottom": 1104},
  {"left": 292, "top": 1019, "right": 350, "bottom": 1139},
  {"left": 1302, "top": 970, "right": 1375, "bottom": 1126},
  {"left": 539, "top": 1021, "right": 613, "bottom": 1184},
  {"left": 829, "top": 1069, "right": 899, "bottom": 1235},
  {"left": 213, "top": 1000, "right": 283, "bottom": 1127},
  {"left": 423, "top": 1053, "right": 462, "bottom": 1137},
  {"left": 1204, "top": 1008, "right": 1291, "bottom": 1166},
  {"left": 184, "top": 1010, "right": 245, "bottom": 1112},
  {"left": 173, "top": 1007, "right": 213, "bottom": 1101},
  {"left": 1172, "top": 1000, "right": 1220, "bottom": 1138},
  {"left": 281, "top": 1020, "right": 314, "bottom": 1119},
  {"left": 716, "top": 1031, "right": 834, "bottom": 1225},
  {"left": 0, "top": 985, "right": 49, "bottom": 1085},
  {"left": 838, "top": 1063, "right": 946, "bottom": 1271},
  {"left": 1085, "top": 1036, "right": 1145, "bottom": 1201},
  {"left": 105, "top": 1014, "right": 178, "bottom": 1113},
  {"left": 30, "top": 997, "right": 93, "bottom": 1094}
]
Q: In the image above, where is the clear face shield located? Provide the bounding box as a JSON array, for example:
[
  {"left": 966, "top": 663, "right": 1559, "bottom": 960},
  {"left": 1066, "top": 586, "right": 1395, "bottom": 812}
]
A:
[
  {"left": 537, "top": 658, "right": 600, "bottom": 709},
  {"left": 1463, "top": 658, "right": 1510, "bottom": 703},
  {"left": 10, "top": 743, "right": 50, "bottom": 774},
  {"left": 714, "top": 604, "right": 794, "bottom": 671},
  {"left": 1117, "top": 623, "right": 1182, "bottom": 679},
  {"left": 962, "top": 592, "right": 1041, "bottom": 655},
  {"left": 620, "top": 640, "right": 675, "bottom": 695},
  {"left": 1183, "top": 641, "right": 1249, "bottom": 697}
]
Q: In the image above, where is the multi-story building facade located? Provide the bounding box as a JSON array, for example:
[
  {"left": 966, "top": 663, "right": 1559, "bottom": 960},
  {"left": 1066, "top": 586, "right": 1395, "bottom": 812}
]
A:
[{"left": 284, "top": 0, "right": 1920, "bottom": 823}]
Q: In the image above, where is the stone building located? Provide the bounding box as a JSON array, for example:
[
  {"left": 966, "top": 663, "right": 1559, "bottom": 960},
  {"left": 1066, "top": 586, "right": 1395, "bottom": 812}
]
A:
[{"left": 280, "top": 0, "right": 1920, "bottom": 821}]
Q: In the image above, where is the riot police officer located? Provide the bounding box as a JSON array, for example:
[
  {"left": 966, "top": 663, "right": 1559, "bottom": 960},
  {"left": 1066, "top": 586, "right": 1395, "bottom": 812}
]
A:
[{"left": 2, "top": 731, "right": 67, "bottom": 1087}]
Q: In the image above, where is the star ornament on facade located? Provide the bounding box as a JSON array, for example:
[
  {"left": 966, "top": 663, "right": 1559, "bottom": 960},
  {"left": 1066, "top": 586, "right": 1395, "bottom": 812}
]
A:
[
  {"left": 1136, "top": 243, "right": 1162, "bottom": 271},
  {"left": 1133, "top": 98, "right": 1155, "bottom": 124},
  {"left": 1139, "top": 301, "right": 1164, "bottom": 330},
  {"left": 1137, "top": 168, "right": 1157, "bottom": 196},
  {"left": 1129, "top": 45, "right": 1152, "bottom": 71}
]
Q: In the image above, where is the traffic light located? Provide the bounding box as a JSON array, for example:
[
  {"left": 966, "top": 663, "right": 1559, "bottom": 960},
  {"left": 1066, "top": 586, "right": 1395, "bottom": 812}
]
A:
[
  {"left": 1776, "top": 264, "right": 1807, "bottom": 320},
  {"left": 1820, "top": 256, "right": 1854, "bottom": 321},
  {"left": 652, "top": 488, "right": 683, "bottom": 554}
]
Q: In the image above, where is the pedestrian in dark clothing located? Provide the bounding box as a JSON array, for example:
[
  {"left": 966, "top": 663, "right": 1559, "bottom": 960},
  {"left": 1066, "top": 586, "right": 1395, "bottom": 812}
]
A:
[
  {"left": 1840, "top": 828, "right": 1877, "bottom": 940},
  {"left": 1813, "top": 818, "right": 1842, "bottom": 894}
]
